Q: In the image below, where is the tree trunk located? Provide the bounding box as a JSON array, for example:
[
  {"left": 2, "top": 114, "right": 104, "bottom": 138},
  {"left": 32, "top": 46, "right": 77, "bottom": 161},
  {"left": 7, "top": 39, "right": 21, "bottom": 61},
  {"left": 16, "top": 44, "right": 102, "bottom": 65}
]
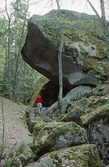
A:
[
  {"left": 56, "top": 0, "right": 64, "bottom": 113},
  {"left": 12, "top": 0, "right": 30, "bottom": 101},
  {"left": 58, "top": 32, "right": 64, "bottom": 112},
  {"left": 5, "top": 0, "right": 12, "bottom": 98}
]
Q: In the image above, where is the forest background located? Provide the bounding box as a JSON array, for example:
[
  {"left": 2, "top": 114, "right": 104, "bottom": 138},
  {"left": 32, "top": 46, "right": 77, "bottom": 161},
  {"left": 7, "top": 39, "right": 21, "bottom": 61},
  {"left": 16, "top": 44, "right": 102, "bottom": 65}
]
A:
[{"left": 0, "top": 0, "right": 109, "bottom": 105}]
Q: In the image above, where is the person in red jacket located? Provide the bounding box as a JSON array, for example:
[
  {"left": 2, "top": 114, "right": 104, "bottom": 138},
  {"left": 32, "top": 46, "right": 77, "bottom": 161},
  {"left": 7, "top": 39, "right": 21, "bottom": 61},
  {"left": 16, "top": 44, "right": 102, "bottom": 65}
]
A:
[{"left": 35, "top": 94, "right": 43, "bottom": 113}]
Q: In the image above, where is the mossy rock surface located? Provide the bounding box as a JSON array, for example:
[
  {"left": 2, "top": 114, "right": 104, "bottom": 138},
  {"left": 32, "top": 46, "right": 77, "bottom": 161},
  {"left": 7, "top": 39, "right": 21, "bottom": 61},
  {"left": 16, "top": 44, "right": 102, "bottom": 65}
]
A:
[
  {"left": 29, "top": 10, "right": 109, "bottom": 74},
  {"left": 22, "top": 9, "right": 109, "bottom": 90},
  {"left": 28, "top": 76, "right": 49, "bottom": 107},
  {"left": 81, "top": 103, "right": 109, "bottom": 125},
  {"left": 31, "top": 144, "right": 102, "bottom": 167},
  {"left": 33, "top": 121, "right": 88, "bottom": 158},
  {"left": 63, "top": 86, "right": 109, "bottom": 125},
  {"left": 26, "top": 117, "right": 42, "bottom": 133},
  {"left": 4, "top": 142, "right": 33, "bottom": 167}
]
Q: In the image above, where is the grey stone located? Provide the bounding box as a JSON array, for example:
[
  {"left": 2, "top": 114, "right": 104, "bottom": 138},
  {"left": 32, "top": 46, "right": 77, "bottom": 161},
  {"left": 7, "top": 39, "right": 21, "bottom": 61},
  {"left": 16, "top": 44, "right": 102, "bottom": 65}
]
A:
[{"left": 21, "top": 10, "right": 104, "bottom": 90}]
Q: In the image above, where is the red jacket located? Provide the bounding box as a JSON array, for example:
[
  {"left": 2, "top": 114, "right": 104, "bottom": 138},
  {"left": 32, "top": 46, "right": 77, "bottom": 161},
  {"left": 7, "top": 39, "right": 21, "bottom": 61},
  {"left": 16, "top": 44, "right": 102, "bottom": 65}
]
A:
[{"left": 36, "top": 95, "right": 43, "bottom": 104}]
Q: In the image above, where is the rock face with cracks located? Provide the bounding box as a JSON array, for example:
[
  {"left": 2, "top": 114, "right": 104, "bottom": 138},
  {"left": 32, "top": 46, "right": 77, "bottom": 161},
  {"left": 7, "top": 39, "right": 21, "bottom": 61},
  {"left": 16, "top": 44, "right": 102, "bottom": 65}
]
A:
[{"left": 21, "top": 9, "right": 109, "bottom": 90}]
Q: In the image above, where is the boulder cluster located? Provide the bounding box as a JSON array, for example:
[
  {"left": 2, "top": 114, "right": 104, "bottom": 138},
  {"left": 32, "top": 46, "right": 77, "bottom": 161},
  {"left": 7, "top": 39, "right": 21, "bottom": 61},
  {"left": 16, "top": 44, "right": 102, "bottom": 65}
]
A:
[
  {"left": 4, "top": 83, "right": 109, "bottom": 167},
  {"left": 4, "top": 9, "right": 109, "bottom": 167}
]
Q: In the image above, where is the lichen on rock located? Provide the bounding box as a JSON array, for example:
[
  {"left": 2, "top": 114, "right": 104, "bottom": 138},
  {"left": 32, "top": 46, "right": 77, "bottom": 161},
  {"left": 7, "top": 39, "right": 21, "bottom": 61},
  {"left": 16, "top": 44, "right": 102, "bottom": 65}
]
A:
[
  {"left": 32, "top": 121, "right": 88, "bottom": 158},
  {"left": 21, "top": 9, "right": 109, "bottom": 90},
  {"left": 4, "top": 142, "right": 33, "bottom": 167},
  {"left": 31, "top": 144, "right": 102, "bottom": 167}
]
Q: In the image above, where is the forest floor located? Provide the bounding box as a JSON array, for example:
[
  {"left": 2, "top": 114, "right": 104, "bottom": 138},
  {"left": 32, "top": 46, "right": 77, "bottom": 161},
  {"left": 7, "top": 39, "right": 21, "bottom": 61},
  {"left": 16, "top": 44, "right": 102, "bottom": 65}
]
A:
[{"left": 0, "top": 97, "right": 33, "bottom": 166}]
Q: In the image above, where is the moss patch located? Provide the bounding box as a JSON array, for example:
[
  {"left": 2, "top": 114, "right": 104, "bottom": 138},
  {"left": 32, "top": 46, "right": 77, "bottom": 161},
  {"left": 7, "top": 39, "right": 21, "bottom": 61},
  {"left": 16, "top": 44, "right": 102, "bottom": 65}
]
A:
[
  {"left": 81, "top": 103, "right": 109, "bottom": 125},
  {"left": 4, "top": 142, "right": 33, "bottom": 167},
  {"left": 29, "top": 10, "right": 109, "bottom": 76},
  {"left": 37, "top": 144, "right": 102, "bottom": 167}
]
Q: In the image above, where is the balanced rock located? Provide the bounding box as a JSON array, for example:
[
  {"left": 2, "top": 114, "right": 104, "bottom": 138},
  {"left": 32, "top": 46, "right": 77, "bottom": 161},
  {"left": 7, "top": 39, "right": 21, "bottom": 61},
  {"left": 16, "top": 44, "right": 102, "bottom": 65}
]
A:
[{"left": 21, "top": 9, "right": 109, "bottom": 89}]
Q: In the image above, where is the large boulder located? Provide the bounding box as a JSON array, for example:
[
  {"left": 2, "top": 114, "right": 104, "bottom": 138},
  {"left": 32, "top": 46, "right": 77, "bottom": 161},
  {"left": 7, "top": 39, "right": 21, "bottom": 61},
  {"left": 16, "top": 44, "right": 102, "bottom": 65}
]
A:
[
  {"left": 61, "top": 83, "right": 109, "bottom": 166},
  {"left": 21, "top": 9, "right": 109, "bottom": 90},
  {"left": 81, "top": 103, "right": 109, "bottom": 166},
  {"left": 32, "top": 121, "right": 88, "bottom": 158},
  {"left": 44, "top": 85, "right": 92, "bottom": 114},
  {"left": 30, "top": 144, "right": 102, "bottom": 167}
]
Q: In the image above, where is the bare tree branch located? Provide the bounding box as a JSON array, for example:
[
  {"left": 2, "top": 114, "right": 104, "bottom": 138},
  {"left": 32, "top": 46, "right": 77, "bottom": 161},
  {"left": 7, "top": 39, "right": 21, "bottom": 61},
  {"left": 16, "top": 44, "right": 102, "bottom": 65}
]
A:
[
  {"left": 100, "top": 0, "right": 109, "bottom": 60},
  {"left": 86, "top": 0, "right": 101, "bottom": 22},
  {"left": 86, "top": 0, "right": 109, "bottom": 60}
]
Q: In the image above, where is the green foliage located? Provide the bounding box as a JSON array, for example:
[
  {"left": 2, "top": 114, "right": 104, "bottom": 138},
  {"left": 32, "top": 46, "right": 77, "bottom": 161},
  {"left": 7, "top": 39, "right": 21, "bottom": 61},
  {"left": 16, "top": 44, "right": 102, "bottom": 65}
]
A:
[{"left": 0, "top": 0, "right": 41, "bottom": 104}]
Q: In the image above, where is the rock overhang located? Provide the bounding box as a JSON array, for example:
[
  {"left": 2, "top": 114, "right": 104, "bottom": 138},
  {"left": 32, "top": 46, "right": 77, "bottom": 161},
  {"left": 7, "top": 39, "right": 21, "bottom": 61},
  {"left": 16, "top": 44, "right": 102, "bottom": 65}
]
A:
[{"left": 21, "top": 9, "right": 109, "bottom": 90}]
